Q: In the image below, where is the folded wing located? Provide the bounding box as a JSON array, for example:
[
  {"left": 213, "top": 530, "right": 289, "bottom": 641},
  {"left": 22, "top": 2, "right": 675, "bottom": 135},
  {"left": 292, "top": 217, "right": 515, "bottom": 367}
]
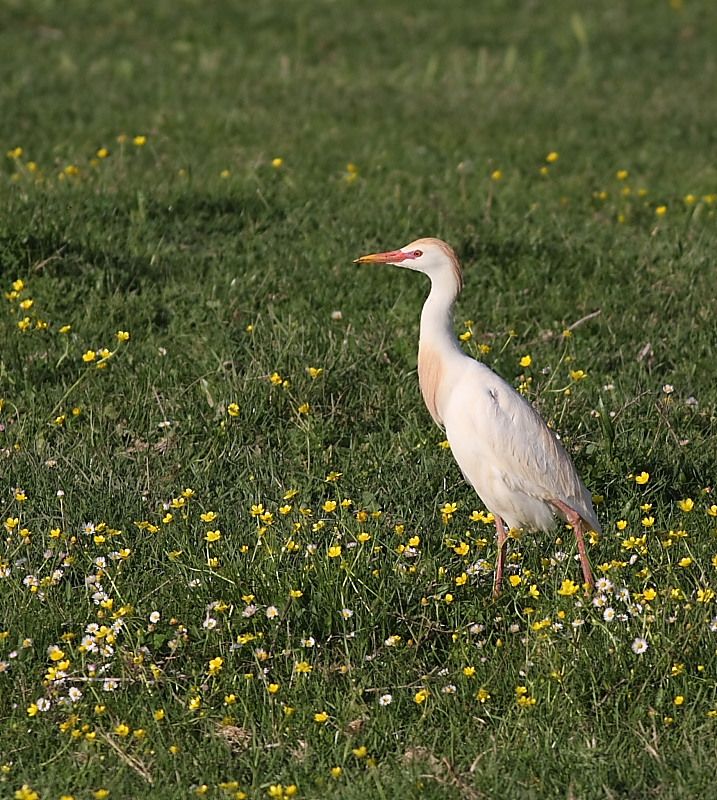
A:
[{"left": 446, "top": 362, "right": 601, "bottom": 533}]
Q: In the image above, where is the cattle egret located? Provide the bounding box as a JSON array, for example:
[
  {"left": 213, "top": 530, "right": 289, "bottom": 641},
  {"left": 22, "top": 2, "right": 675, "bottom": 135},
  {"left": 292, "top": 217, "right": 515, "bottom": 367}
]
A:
[{"left": 355, "top": 237, "right": 600, "bottom": 595}]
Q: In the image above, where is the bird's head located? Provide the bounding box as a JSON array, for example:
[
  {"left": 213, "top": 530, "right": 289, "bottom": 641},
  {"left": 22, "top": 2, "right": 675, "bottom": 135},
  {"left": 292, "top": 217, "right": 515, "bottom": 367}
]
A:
[{"left": 354, "top": 237, "right": 463, "bottom": 292}]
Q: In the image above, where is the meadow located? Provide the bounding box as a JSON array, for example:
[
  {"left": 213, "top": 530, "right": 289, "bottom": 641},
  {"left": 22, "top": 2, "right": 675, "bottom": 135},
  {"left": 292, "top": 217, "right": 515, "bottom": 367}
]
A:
[{"left": 2, "top": 0, "right": 717, "bottom": 797}]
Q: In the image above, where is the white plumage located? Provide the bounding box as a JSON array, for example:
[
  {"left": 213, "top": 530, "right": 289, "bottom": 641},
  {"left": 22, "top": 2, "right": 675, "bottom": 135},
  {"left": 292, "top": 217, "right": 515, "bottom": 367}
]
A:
[{"left": 355, "top": 237, "right": 600, "bottom": 594}]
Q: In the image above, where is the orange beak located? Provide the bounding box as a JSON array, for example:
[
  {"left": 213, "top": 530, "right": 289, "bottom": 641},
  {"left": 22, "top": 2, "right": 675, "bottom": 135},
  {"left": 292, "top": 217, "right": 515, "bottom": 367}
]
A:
[{"left": 353, "top": 249, "right": 409, "bottom": 264}]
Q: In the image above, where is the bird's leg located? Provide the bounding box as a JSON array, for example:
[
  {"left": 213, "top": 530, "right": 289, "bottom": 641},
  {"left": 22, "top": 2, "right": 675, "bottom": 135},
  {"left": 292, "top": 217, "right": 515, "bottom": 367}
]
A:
[
  {"left": 551, "top": 499, "right": 595, "bottom": 590},
  {"left": 492, "top": 516, "right": 508, "bottom": 598}
]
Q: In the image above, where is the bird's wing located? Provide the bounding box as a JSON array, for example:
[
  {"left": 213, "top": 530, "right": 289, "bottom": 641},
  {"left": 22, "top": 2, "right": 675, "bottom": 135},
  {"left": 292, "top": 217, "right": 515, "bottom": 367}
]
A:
[{"left": 448, "top": 362, "right": 601, "bottom": 532}]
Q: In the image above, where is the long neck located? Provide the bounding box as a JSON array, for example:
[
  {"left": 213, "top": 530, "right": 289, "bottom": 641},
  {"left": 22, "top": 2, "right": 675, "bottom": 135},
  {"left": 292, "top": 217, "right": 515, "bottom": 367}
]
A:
[
  {"left": 419, "top": 273, "right": 462, "bottom": 357},
  {"left": 417, "top": 273, "right": 463, "bottom": 426}
]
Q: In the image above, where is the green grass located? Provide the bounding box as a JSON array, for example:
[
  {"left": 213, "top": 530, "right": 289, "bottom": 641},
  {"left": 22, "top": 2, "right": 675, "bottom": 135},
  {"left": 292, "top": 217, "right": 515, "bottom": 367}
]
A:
[{"left": 2, "top": 1, "right": 717, "bottom": 798}]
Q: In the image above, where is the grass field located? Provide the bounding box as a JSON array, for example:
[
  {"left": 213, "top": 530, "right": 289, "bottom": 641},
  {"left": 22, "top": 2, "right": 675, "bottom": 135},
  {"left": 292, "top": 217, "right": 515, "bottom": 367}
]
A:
[{"left": 2, "top": 1, "right": 717, "bottom": 797}]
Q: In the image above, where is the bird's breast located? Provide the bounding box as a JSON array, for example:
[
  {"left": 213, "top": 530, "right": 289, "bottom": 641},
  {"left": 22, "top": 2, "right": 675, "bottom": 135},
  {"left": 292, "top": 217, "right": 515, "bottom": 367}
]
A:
[{"left": 417, "top": 345, "right": 445, "bottom": 426}]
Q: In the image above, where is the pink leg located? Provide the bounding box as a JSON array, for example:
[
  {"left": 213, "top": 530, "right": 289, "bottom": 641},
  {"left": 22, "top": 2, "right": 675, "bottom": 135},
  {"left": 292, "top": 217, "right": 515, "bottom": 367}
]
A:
[
  {"left": 492, "top": 516, "right": 508, "bottom": 597},
  {"left": 551, "top": 499, "right": 595, "bottom": 590}
]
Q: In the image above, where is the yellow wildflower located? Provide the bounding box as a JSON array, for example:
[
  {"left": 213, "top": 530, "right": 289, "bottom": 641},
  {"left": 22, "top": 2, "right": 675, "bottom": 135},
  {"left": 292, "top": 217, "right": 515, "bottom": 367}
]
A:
[
  {"left": 697, "top": 588, "right": 715, "bottom": 603},
  {"left": 557, "top": 579, "right": 579, "bottom": 596}
]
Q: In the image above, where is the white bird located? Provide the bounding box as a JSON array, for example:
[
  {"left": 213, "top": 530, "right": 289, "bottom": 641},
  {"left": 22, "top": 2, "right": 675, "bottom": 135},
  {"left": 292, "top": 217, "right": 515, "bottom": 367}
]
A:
[{"left": 355, "top": 237, "right": 600, "bottom": 595}]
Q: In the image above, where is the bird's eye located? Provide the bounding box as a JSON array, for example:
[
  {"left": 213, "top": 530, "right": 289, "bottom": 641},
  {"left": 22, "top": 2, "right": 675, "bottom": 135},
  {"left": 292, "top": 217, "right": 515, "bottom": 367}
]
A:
[{"left": 413, "top": 250, "right": 423, "bottom": 257}]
